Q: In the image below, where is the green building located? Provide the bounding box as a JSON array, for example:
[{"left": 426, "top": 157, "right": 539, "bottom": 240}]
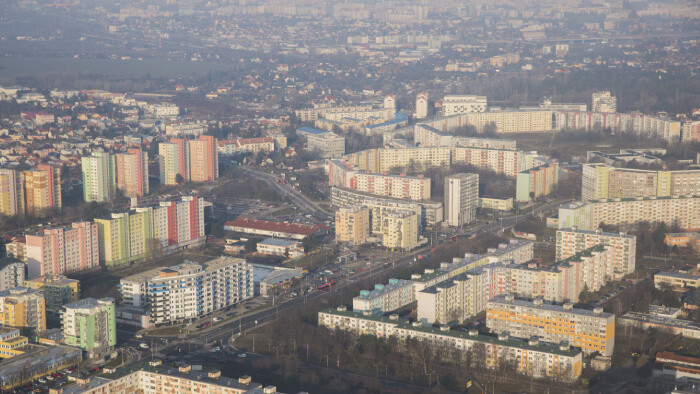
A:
[
  {"left": 60, "top": 297, "right": 116, "bottom": 358},
  {"left": 81, "top": 152, "right": 116, "bottom": 202}
]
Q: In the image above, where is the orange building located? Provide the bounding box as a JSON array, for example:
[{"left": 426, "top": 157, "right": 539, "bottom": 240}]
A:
[{"left": 22, "top": 165, "right": 61, "bottom": 215}]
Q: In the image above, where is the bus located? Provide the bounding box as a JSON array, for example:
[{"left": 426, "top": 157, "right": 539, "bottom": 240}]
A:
[
  {"left": 318, "top": 283, "right": 330, "bottom": 291},
  {"left": 328, "top": 280, "right": 337, "bottom": 287}
]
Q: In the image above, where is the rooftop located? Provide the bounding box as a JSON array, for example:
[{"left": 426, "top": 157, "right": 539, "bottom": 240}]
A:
[
  {"left": 487, "top": 295, "right": 614, "bottom": 319},
  {"left": 355, "top": 279, "right": 412, "bottom": 300},
  {"left": 321, "top": 308, "right": 580, "bottom": 357},
  {"left": 619, "top": 311, "right": 700, "bottom": 331},
  {"left": 225, "top": 217, "right": 324, "bottom": 236},
  {"left": 258, "top": 238, "right": 300, "bottom": 248}
]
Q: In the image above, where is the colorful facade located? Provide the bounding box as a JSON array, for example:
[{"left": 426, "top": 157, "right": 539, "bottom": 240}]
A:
[
  {"left": 81, "top": 152, "right": 116, "bottom": 202},
  {"left": 116, "top": 148, "right": 149, "bottom": 197},
  {"left": 26, "top": 221, "right": 99, "bottom": 278}
]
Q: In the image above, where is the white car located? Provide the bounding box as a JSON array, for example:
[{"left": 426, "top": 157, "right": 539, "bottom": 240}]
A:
[{"left": 213, "top": 317, "right": 222, "bottom": 323}]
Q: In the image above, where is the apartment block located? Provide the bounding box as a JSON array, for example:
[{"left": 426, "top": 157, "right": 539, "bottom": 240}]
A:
[
  {"left": 218, "top": 137, "right": 275, "bottom": 155},
  {"left": 22, "top": 165, "right": 61, "bottom": 215},
  {"left": 516, "top": 162, "right": 559, "bottom": 202},
  {"left": 164, "top": 120, "right": 206, "bottom": 137},
  {"left": 81, "top": 152, "right": 116, "bottom": 202},
  {"left": 0, "top": 259, "right": 24, "bottom": 292},
  {"left": 554, "top": 111, "right": 681, "bottom": 141},
  {"left": 25, "top": 275, "right": 81, "bottom": 315},
  {"left": 510, "top": 245, "right": 615, "bottom": 302},
  {"left": 558, "top": 196, "right": 700, "bottom": 231},
  {"left": 335, "top": 205, "right": 370, "bottom": 245},
  {"left": 381, "top": 210, "right": 419, "bottom": 250},
  {"left": 159, "top": 136, "right": 218, "bottom": 185},
  {"left": 354, "top": 172, "right": 431, "bottom": 201},
  {"left": 442, "top": 95, "right": 488, "bottom": 115},
  {"left": 556, "top": 228, "right": 636, "bottom": 278},
  {"left": 0, "top": 287, "right": 46, "bottom": 332},
  {"left": 319, "top": 307, "right": 582, "bottom": 382},
  {"left": 0, "top": 169, "right": 23, "bottom": 216},
  {"left": 353, "top": 278, "right": 413, "bottom": 314},
  {"left": 119, "top": 257, "right": 253, "bottom": 325},
  {"left": 452, "top": 146, "right": 521, "bottom": 177},
  {"left": 413, "top": 123, "right": 516, "bottom": 150},
  {"left": 330, "top": 186, "right": 442, "bottom": 229},
  {"left": 96, "top": 196, "right": 206, "bottom": 266},
  {"left": 26, "top": 221, "right": 99, "bottom": 278},
  {"left": 188, "top": 135, "right": 218, "bottom": 182},
  {"left": 61, "top": 297, "right": 116, "bottom": 358},
  {"left": 486, "top": 295, "right": 616, "bottom": 356},
  {"left": 62, "top": 367, "right": 280, "bottom": 394},
  {"left": 582, "top": 164, "right": 700, "bottom": 202},
  {"left": 416, "top": 270, "right": 493, "bottom": 325},
  {"left": 415, "top": 91, "right": 428, "bottom": 119},
  {"left": 444, "top": 173, "right": 479, "bottom": 227},
  {"left": 329, "top": 160, "right": 432, "bottom": 201},
  {"left": 116, "top": 148, "right": 149, "bottom": 197},
  {"left": 5, "top": 238, "right": 26, "bottom": 262},
  {"left": 306, "top": 131, "right": 346, "bottom": 158},
  {"left": 592, "top": 91, "right": 617, "bottom": 113}
]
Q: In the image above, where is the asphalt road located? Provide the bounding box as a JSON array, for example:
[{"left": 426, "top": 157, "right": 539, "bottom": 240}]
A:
[{"left": 238, "top": 167, "right": 332, "bottom": 220}]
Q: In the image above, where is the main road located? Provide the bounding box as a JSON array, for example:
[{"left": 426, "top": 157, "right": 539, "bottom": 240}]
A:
[{"left": 238, "top": 166, "right": 332, "bottom": 221}]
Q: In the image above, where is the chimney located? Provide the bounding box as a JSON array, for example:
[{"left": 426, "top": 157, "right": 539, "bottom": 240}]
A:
[
  {"left": 468, "top": 329, "right": 478, "bottom": 336},
  {"left": 179, "top": 365, "right": 191, "bottom": 374},
  {"left": 337, "top": 305, "right": 347, "bottom": 312},
  {"left": 559, "top": 341, "right": 570, "bottom": 351},
  {"left": 208, "top": 370, "right": 221, "bottom": 379},
  {"left": 440, "top": 325, "right": 450, "bottom": 332},
  {"left": 593, "top": 307, "right": 603, "bottom": 315},
  {"left": 563, "top": 303, "right": 573, "bottom": 311},
  {"left": 263, "top": 386, "right": 277, "bottom": 394},
  {"left": 239, "top": 376, "right": 252, "bottom": 385}
]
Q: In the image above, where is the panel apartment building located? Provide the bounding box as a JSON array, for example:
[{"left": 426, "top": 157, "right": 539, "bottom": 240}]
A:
[
  {"left": 115, "top": 148, "right": 149, "bottom": 197},
  {"left": 335, "top": 205, "right": 370, "bottom": 245},
  {"left": 61, "top": 297, "right": 116, "bottom": 358},
  {"left": 319, "top": 306, "right": 582, "bottom": 382},
  {"left": 26, "top": 221, "right": 99, "bottom": 278},
  {"left": 0, "top": 287, "right": 46, "bottom": 332},
  {"left": 159, "top": 136, "right": 219, "bottom": 185},
  {"left": 96, "top": 196, "right": 206, "bottom": 266},
  {"left": 82, "top": 152, "right": 116, "bottom": 203},
  {"left": 486, "top": 295, "right": 616, "bottom": 356},
  {"left": 444, "top": 173, "right": 478, "bottom": 227},
  {"left": 582, "top": 164, "right": 700, "bottom": 202},
  {"left": 119, "top": 257, "right": 253, "bottom": 325},
  {"left": 556, "top": 228, "right": 636, "bottom": 278},
  {"left": 558, "top": 196, "right": 700, "bottom": 231}
]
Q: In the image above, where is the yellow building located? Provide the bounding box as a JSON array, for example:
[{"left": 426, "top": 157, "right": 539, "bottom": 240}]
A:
[
  {"left": 381, "top": 211, "right": 419, "bottom": 250},
  {"left": 0, "top": 287, "right": 46, "bottom": 332},
  {"left": 0, "top": 327, "right": 29, "bottom": 359},
  {"left": 25, "top": 275, "right": 81, "bottom": 315},
  {"left": 486, "top": 295, "right": 616, "bottom": 356},
  {"left": 479, "top": 196, "right": 514, "bottom": 211},
  {"left": 22, "top": 165, "right": 62, "bottom": 216},
  {"left": 582, "top": 164, "right": 700, "bottom": 202},
  {"left": 0, "top": 169, "right": 23, "bottom": 216},
  {"left": 335, "top": 206, "right": 370, "bottom": 245}
]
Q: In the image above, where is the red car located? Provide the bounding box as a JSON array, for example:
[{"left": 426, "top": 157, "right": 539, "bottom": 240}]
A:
[{"left": 356, "top": 268, "right": 363, "bottom": 271}]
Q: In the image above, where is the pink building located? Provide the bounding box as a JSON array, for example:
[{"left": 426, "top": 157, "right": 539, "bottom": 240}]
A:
[{"left": 26, "top": 222, "right": 99, "bottom": 278}]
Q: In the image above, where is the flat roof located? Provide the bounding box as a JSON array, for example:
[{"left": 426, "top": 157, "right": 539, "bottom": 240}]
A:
[
  {"left": 620, "top": 311, "right": 700, "bottom": 331},
  {"left": 488, "top": 295, "right": 614, "bottom": 319},
  {"left": 225, "top": 217, "right": 325, "bottom": 236},
  {"left": 655, "top": 271, "right": 700, "bottom": 280},
  {"left": 258, "top": 238, "right": 299, "bottom": 248},
  {"left": 321, "top": 308, "right": 580, "bottom": 357},
  {"left": 355, "top": 279, "right": 412, "bottom": 300}
]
